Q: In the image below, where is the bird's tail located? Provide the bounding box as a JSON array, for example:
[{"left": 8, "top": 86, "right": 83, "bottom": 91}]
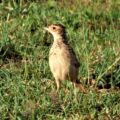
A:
[{"left": 75, "top": 81, "right": 87, "bottom": 93}]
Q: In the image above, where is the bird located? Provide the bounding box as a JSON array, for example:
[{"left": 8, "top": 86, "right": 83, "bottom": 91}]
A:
[{"left": 44, "top": 24, "right": 86, "bottom": 93}]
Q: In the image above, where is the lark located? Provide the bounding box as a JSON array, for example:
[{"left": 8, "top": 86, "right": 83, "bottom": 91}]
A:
[{"left": 44, "top": 24, "right": 85, "bottom": 92}]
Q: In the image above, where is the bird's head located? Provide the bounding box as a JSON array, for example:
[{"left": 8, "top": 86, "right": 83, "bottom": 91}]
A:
[{"left": 44, "top": 24, "right": 66, "bottom": 39}]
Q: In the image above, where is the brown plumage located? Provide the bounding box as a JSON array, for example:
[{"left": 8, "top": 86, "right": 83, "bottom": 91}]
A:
[{"left": 44, "top": 24, "right": 85, "bottom": 92}]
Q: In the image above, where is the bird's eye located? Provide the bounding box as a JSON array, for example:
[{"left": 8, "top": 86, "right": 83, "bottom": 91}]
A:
[{"left": 52, "top": 27, "right": 56, "bottom": 30}]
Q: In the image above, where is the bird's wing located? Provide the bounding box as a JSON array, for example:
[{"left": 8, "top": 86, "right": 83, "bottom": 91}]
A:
[{"left": 66, "top": 44, "right": 80, "bottom": 68}]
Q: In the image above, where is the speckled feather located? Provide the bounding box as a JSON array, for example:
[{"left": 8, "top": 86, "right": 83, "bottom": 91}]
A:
[{"left": 45, "top": 24, "right": 86, "bottom": 92}]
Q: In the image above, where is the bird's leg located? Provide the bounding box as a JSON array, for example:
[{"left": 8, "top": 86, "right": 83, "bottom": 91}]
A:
[
  {"left": 72, "top": 82, "right": 78, "bottom": 100},
  {"left": 72, "top": 78, "right": 79, "bottom": 89},
  {"left": 55, "top": 79, "right": 60, "bottom": 92}
]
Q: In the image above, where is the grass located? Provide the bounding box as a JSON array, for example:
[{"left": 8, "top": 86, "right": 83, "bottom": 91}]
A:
[{"left": 0, "top": 0, "right": 120, "bottom": 119}]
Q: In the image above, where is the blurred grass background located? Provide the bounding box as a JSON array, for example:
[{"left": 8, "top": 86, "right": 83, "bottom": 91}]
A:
[{"left": 0, "top": 0, "right": 120, "bottom": 119}]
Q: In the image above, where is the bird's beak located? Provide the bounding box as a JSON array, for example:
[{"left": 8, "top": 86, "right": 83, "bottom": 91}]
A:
[{"left": 44, "top": 27, "right": 49, "bottom": 31}]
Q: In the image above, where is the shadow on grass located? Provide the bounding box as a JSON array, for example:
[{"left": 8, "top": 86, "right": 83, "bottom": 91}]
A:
[
  {"left": 87, "top": 64, "right": 120, "bottom": 89},
  {"left": 0, "top": 44, "right": 22, "bottom": 65}
]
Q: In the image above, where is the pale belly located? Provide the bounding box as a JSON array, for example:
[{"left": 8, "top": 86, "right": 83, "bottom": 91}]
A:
[{"left": 49, "top": 54, "right": 70, "bottom": 80}]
